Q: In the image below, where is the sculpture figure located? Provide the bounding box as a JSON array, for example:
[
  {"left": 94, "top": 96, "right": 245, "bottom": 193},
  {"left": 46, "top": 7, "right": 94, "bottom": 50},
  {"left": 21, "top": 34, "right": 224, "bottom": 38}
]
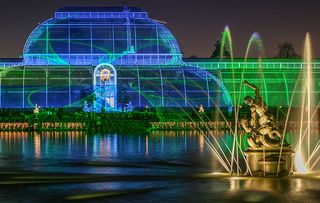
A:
[
  {"left": 198, "top": 104, "right": 205, "bottom": 113},
  {"left": 127, "top": 101, "right": 134, "bottom": 111},
  {"left": 83, "top": 101, "right": 92, "bottom": 112},
  {"left": 33, "top": 104, "right": 40, "bottom": 114},
  {"left": 240, "top": 81, "right": 283, "bottom": 149}
]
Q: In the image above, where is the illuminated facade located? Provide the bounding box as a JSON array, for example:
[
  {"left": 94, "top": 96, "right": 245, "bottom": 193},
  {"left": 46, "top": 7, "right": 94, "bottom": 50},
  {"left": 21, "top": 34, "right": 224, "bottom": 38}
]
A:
[
  {"left": 0, "top": 7, "right": 231, "bottom": 110},
  {"left": 0, "top": 7, "right": 316, "bottom": 110},
  {"left": 186, "top": 58, "right": 320, "bottom": 107}
]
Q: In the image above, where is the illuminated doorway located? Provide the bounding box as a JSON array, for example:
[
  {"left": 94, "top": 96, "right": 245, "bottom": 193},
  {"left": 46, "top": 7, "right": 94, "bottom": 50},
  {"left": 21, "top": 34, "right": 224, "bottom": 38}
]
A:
[{"left": 93, "top": 63, "right": 117, "bottom": 111}]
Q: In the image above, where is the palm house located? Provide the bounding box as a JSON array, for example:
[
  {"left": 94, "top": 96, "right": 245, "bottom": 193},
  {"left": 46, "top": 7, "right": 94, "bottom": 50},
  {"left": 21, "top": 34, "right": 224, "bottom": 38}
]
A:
[{"left": 0, "top": 7, "right": 232, "bottom": 110}]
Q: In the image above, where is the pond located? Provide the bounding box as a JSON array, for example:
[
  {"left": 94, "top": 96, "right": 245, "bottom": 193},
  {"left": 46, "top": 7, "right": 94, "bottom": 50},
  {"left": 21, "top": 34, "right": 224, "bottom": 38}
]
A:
[{"left": 0, "top": 131, "right": 319, "bottom": 202}]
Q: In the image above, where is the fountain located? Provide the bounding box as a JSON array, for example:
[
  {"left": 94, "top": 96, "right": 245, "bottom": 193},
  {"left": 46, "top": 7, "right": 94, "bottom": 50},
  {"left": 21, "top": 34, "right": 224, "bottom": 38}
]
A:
[
  {"left": 218, "top": 27, "right": 293, "bottom": 176},
  {"left": 240, "top": 81, "right": 294, "bottom": 176},
  {"left": 217, "top": 28, "right": 316, "bottom": 177}
]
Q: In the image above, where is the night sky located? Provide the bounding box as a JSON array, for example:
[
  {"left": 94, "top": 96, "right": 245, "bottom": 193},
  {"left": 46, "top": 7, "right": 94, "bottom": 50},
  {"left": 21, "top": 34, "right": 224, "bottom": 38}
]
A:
[{"left": 0, "top": 0, "right": 319, "bottom": 58}]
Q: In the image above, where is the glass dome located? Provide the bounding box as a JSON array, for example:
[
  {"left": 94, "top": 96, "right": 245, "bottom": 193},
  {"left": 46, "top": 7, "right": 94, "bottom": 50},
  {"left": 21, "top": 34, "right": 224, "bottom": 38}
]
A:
[{"left": 23, "top": 7, "right": 182, "bottom": 66}]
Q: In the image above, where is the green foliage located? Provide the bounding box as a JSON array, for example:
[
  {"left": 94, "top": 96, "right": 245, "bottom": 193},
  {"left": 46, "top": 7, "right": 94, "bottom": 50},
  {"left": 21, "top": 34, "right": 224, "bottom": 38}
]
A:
[
  {"left": 210, "top": 40, "right": 231, "bottom": 58},
  {"left": 276, "top": 42, "right": 300, "bottom": 58}
]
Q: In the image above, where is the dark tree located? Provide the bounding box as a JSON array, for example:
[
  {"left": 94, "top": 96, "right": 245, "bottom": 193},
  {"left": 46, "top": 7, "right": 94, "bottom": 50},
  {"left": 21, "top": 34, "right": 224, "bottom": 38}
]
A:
[
  {"left": 186, "top": 54, "right": 198, "bottom": 59},
  {"left": 210, "top": 40, "right": 231, "bottom": 58},
  {"left": 117, "top": 86, "right": 130, "bottom": 111},
  {"left": 276, "top": 42, "right": 299, "bottom": 58}
]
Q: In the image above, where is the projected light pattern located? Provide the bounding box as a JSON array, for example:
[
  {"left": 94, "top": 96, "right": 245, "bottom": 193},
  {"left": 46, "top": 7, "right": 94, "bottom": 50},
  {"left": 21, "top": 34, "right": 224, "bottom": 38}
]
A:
[
  {"left": 187, "top": 59, "right": 320, "bottom": 107},
  {"left": 1, "top": 7, "right": 319, "bottom": 110},
  {"left": 0, "top": 7, "right": 233, "bottom": 110},
  {"left": 23, "top": 7, "right": 182, "bottom": 66},
  {"left": 0, "top": 65, "right": 231, "bottom": 109}
]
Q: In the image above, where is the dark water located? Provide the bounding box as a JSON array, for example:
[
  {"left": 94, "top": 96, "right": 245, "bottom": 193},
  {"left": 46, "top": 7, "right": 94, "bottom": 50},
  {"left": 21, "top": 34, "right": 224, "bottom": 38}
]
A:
[{"left": 0, "top": 131, "right": 319, "bottom": 202}]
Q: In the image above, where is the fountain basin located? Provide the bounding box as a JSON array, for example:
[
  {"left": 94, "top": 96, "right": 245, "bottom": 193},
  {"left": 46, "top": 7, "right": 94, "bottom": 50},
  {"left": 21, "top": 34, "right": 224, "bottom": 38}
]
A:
[{"left": 245, "top": 146, "right": 294, "bottom": 177}]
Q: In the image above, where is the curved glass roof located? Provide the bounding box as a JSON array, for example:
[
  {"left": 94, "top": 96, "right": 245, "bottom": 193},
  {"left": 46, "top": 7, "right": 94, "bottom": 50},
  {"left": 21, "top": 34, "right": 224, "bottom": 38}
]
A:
[{"left": 23, "top": 7, "right": 182, "bottom": 66}]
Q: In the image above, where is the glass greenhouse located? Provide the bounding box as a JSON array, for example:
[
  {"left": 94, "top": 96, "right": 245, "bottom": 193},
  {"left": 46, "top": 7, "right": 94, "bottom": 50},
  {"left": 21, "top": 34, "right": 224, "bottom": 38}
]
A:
[
  {"left": 0, "top": 7, "right": 232, "bottom": 110},
  {"left": 187, "top": 59, "right": 320, "bottom": 107},
  {"left": 0, "top": 6, "right": 317, "bottom": 110}
]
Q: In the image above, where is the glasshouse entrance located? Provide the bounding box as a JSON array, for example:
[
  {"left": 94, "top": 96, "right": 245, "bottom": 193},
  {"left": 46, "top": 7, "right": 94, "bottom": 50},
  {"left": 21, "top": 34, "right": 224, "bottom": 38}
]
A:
[{"left": 93, "top": 63, "right": 117, "bottom": 111}]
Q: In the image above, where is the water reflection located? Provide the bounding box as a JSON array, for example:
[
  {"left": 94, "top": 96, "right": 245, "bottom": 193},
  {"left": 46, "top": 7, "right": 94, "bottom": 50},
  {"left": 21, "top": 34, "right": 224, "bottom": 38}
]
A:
[
  {"left": 0, "top": 131, "right": 318, "bottom": 202},
  {"left": 146, "top": 135, "right": 149, "bottom": 158},
  {"left": 34, "top": 133, "right": 41, "bottom": 159},
  {"left": 0, "top": 130, "right": 227, "bottom": 173},
  {"left": 228, "top": 177, "right": 285, "bottom": 192},
  {"left": 0, "top": 130, "right": 319, "bottom": 172}
]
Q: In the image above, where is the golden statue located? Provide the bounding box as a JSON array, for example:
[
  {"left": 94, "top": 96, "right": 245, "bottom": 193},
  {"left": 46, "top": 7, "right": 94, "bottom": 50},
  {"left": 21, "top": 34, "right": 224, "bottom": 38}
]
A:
[{"left": 240, "top": 81, "right": 283, "bottom": 149}]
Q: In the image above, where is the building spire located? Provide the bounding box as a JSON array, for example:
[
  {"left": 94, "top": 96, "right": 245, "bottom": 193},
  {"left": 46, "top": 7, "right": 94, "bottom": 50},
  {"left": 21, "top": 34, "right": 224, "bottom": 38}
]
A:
[{"left": 123, "top": 0, "right": 129, "bottom": 12}]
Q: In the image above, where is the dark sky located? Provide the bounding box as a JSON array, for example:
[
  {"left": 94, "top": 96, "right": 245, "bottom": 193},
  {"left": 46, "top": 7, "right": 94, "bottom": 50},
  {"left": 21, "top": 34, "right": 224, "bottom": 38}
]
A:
[{"left": 0, "top": 0, "right": 319, "bottom": 58}]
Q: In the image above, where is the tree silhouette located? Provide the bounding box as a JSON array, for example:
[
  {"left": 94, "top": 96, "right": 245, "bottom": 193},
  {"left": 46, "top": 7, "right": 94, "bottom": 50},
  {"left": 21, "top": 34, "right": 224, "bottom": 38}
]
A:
[
  {"left": 186, "top": 54, "right": 199, "bottom": 59},
  {"left": 117, "top": 86, "right": 130, "bottom": 111},
  {"left": 276, "top": 42, "right": 299, "bottom": 58},
  {"left": 210, "top": 40, "right": 231, "bottom": 58}
]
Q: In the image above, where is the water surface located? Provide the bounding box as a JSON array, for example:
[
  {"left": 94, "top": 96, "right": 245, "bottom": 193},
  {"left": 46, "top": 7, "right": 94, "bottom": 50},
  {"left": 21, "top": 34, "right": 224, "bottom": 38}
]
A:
[{"left": 0, "top": 131, "right": 319, "bottom": 202}]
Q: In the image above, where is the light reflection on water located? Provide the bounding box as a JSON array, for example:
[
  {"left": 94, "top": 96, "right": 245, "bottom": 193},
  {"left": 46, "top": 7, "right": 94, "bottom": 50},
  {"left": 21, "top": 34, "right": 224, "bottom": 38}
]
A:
[{"left": 0, "top": 131, "right": 319, "bottom": 202}]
